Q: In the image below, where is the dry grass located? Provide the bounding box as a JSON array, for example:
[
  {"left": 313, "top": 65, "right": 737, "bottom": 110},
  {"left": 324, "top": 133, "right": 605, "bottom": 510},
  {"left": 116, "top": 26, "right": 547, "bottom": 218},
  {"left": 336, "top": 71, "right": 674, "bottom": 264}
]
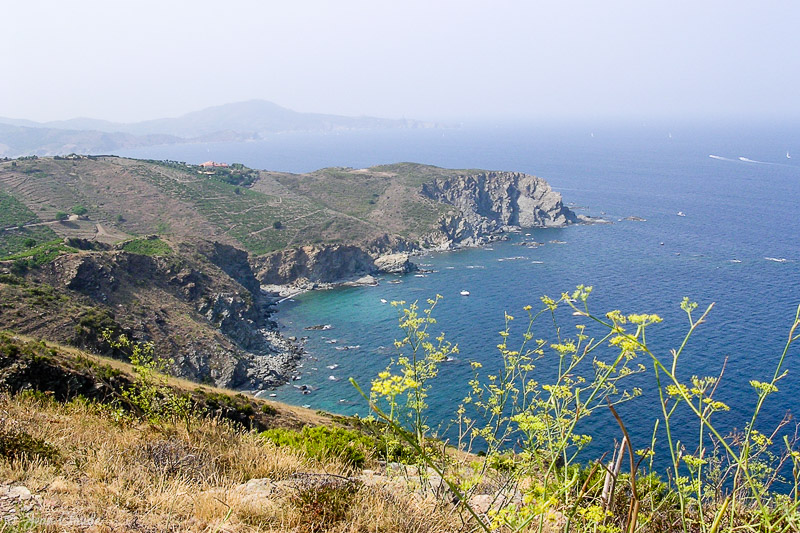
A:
[{"left": 0, "top": 393, "right": 465, "bottom": 532}]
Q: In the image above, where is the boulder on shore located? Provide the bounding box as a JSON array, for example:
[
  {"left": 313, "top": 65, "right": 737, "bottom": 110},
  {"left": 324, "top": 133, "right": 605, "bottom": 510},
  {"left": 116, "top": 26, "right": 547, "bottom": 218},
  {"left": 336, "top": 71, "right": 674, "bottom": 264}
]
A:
[{"left": 373, "top": 253, "right": 418, "bottom": 274}]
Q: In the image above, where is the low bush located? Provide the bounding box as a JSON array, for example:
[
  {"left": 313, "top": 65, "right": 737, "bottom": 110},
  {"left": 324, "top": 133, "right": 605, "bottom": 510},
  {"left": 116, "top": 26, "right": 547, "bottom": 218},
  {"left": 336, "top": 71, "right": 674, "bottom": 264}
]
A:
[
  {"left": 261, "top": 425, "right": 414, "bottom": 468},
  {"left": 120, "top": 236, "right": 172, "bottom": 256},
  {"left": 0, "top": 418, "right": 60, "bottom": 465},
  {"left": 290, "top": 474, "right": 361, "bottom": 532}
]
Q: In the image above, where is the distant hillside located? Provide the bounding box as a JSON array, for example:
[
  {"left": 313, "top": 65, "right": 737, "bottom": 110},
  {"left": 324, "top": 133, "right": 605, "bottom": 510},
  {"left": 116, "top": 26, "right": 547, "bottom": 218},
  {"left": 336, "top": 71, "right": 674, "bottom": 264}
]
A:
[
  {"left": 0, "top": 100, "right": 438, "bottom": 156},
  {"left": 0, "top": 123, "right": 181, "bottom": 158},
  {"left": 0, "top": 157, "right": 577, "bottom": 259},
  {"left": 107, "top": 100, "right": 435, "bottom": 137}
]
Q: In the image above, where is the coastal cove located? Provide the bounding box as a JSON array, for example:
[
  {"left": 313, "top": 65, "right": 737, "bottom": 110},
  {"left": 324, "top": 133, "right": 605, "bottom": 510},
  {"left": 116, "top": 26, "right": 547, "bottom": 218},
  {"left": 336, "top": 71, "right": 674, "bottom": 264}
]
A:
[{"left": 118, "top": 121, "right": 800, "bottom": 456}]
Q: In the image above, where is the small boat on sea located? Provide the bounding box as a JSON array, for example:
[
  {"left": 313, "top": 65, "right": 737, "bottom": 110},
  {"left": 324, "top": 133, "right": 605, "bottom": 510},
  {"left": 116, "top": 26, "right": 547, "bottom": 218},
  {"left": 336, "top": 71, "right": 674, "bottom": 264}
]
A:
[
  {"left": 765, "top": 257, "right": 788, "bottom": 263},
  {"left": 380, "top": 298, "right": 387, "bottom": 303},
  {"left": 677, "top": 212, "right": 686, "bottom": 217},
  {"left": 460, "top": 290, "right": 470, "bottom": 296}
]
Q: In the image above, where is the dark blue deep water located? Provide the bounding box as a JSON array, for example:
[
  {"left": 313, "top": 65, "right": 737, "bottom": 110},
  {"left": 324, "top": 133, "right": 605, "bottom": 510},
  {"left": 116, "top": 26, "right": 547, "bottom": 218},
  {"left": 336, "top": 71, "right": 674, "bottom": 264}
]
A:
[{"left": 118, "top": 121, "right": 800, "bottom": 463}]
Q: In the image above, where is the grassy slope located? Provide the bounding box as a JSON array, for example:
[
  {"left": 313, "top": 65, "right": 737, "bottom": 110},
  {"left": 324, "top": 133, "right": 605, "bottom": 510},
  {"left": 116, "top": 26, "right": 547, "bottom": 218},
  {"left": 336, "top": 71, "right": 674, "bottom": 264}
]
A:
[{"left": 0, "top": 189, "right": 59, "bottom": 257}]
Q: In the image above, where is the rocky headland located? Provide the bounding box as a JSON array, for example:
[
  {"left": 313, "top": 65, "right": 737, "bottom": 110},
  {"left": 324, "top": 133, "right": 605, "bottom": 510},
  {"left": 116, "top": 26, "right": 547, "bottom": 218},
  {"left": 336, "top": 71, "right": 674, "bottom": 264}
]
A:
[
  {"left": 255, "top": 169, "right": 580, "bottom": 293},
  {"left": 420, "top": 170, "right": 578, "bottom": 248}
]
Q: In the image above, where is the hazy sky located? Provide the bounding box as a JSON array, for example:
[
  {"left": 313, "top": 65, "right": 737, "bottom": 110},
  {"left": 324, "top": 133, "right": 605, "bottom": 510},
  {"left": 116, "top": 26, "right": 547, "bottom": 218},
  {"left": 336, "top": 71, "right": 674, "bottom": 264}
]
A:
[{"left": 3, "top": 0, "right": 799, "bottom": 122}]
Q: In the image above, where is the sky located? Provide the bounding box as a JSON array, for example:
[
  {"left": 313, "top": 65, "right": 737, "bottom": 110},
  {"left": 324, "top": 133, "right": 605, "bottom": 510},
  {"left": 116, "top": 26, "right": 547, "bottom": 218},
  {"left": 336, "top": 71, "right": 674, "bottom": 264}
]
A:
[{"left": 2, "top": 0, "right": 799, "bottom": 123}]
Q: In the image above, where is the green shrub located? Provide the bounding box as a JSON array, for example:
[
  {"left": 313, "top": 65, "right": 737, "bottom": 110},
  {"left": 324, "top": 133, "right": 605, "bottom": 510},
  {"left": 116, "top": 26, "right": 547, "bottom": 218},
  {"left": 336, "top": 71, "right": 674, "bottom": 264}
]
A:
[
  {"left": 102, "top": 330, "right": 191, "bottom": 427},
  {"left": 71, "top": 205, "right": 88, "bottom": 216},
  {"left": 121, "top": 237, "right": 172, "bottom": 256},
  {"left": 3, "top": 239, "right": 76, "bottom": 267},
  {"left": 0, "top": 419, "right": 60, "bottom": 465},
  {"left": 0, "top": 273, "right": 23, "bottom": 285},
  {"left": 263, "top": 426, "right": 386, "bottom": 468},
  {"left": 55, "top": 211, "right": 69, "bottom": 221},
  {"left": 0, "top": 225, "right": 59, "bottom": 259},
  {"left": 200, "top": 391, "right": 255, "bottom": 416},
  {"left": 73, "top": 308, "right": 120, "bottom": 346}
]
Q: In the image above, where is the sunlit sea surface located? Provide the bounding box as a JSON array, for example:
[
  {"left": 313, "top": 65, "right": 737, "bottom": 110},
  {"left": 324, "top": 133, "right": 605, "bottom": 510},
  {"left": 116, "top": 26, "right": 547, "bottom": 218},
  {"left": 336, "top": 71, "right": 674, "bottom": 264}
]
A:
[{"left": 118, "top": 120, "right": 800, "bottom": 462}]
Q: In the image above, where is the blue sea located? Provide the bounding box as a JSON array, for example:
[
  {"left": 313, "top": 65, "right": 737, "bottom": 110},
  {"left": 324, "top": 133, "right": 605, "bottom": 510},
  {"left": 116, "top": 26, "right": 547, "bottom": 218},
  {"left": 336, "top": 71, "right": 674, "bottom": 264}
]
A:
[{"left": 118, "top": 120, "right": 800, "bottom": 462}]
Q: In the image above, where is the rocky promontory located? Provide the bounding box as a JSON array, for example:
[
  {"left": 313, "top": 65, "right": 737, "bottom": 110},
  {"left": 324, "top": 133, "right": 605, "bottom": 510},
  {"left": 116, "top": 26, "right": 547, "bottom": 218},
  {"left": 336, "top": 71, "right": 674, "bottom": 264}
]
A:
[{"left": 420, "top": 171, "right": 577, "bottom": 248}]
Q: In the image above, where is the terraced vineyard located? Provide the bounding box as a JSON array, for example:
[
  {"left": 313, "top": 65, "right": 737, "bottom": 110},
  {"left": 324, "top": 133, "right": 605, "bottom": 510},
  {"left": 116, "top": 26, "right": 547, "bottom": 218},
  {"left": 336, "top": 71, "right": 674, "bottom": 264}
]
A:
[
  {"left": 0, "top": 156, "right": 485, "bottom": 260},
  {"left": 0, "top": 189, "right": 59, "bottom": 256},
  {"left": 125, "top": 160, "right": 356, "bottom": 253}
]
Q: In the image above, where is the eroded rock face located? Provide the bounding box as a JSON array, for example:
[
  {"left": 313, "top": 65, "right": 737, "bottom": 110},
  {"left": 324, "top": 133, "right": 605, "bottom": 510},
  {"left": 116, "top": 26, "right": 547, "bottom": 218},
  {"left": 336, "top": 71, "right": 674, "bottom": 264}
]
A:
[
  {"left": 253, "top": 244, "right": 377, "bottom": 285},
  {"left": 33, "top": 245, "right": 300, "bottom": 390},
  {"left": 420, "top": 171, "right": 577, "bottom": 247}
]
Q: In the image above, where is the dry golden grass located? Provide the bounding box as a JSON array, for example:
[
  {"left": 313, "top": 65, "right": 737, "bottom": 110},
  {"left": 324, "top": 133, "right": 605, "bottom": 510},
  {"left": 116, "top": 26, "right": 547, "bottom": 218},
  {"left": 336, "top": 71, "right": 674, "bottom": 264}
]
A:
[{"left": 0, "top": 393, "right": 467, "bottom": 532}]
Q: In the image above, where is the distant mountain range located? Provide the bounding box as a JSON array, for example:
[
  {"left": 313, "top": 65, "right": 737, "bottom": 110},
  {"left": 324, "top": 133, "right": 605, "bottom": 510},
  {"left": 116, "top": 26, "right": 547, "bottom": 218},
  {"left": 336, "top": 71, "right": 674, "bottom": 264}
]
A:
[{"left": 0, "top": 100, "right": 438, "bottom": 157}]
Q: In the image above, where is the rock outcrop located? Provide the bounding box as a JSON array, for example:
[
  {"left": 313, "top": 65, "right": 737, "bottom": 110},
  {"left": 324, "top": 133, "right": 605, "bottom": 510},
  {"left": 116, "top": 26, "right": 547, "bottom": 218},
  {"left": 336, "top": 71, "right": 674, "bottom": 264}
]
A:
[
  {"left": 253, "top": 245, "right": 419, "bottom": 288},
  {"left": 253, "top": 244, "right": 377, "bottom": 286},
  {"left": 420, "top": 171, "right": 577, "bottom": 248},
  {"left": 373, "top": 252, "right": 418, "bottom": 274}
]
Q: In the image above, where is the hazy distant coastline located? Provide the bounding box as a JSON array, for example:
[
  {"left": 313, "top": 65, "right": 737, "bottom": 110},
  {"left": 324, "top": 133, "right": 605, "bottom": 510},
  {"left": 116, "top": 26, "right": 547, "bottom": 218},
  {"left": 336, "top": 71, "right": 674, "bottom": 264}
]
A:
[{"left": 0, "top": 100, "right": 442, "bottom": 157}]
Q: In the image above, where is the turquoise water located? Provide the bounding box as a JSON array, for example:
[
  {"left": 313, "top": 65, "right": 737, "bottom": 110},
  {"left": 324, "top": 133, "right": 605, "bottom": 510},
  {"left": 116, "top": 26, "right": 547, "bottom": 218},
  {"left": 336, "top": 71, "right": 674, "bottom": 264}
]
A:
[{"left": 118, "top": 121, "right": 800, "bottom": 460}]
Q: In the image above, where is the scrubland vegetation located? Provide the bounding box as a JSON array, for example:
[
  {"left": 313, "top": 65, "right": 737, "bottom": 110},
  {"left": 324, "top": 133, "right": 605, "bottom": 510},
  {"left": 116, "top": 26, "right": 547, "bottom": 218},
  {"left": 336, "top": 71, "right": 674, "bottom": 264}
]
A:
[{"left": 1, "top": 286, "right": 799, "bottom": 532}]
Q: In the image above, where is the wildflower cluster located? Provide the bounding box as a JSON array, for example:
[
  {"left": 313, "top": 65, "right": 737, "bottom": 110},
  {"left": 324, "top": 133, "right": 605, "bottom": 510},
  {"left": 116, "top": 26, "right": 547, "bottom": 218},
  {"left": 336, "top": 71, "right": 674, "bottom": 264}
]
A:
[
  {"left": 368, "top": 295, "right": 457, "bottom": 446},
  {"left": 102, "top": 329, "right": 192, "bottom": 427},
  {"left": 352, "top": 288, "right": 800, "bottom": 533}
]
